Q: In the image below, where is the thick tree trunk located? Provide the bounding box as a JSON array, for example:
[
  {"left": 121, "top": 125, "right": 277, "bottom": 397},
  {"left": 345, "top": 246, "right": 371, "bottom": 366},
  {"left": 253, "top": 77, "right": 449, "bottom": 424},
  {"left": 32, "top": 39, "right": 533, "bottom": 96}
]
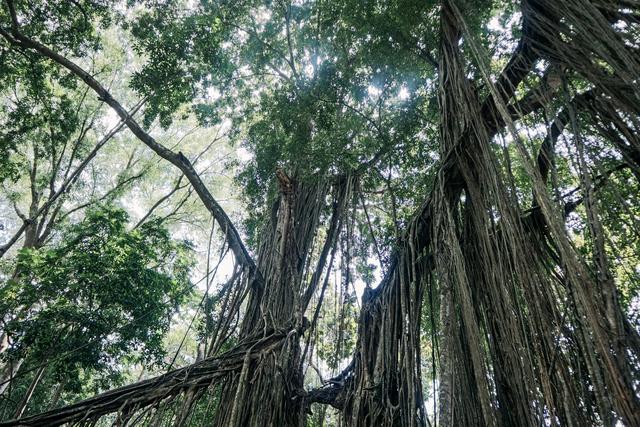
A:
[{"left": 213, "top": 174, "right": 328, "bottom": 427}]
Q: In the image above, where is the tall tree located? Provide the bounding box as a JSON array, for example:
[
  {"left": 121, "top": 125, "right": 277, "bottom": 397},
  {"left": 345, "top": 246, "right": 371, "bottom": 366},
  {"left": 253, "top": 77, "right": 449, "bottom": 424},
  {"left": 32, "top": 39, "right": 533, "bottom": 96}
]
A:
[{"left": 0, "top": 0, "right": 639, "bottom": 426}]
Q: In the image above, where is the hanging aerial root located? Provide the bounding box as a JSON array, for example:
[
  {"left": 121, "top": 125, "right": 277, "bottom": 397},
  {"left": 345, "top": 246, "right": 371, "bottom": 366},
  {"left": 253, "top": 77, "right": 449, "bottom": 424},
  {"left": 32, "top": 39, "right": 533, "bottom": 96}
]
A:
[
  {"left": 0, "top": 328, "right": 298, "bottom": 427},
  {"left": 429, "top": 0, "right": 640, "bottom": 425}
]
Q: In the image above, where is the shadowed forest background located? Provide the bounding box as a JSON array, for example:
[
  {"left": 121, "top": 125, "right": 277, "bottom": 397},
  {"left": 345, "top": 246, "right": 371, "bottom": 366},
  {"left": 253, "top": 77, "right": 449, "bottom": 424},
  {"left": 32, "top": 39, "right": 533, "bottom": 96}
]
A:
[{"left": 0, "top": 0, "right": 639, "bottom": 425}]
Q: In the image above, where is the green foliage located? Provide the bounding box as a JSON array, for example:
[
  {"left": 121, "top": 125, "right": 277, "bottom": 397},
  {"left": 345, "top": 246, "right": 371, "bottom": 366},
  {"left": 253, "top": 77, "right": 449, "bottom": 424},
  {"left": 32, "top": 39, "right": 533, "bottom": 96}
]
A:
[
  {"left": 223, "top": 0, "right": 443, "bottom": 248},
  {"left": 0, "top": 0, "right": 113, "bottom": 54},
  {"left": 0, "top": 85, "right": 79, "bottom": 183},
  {"left": 127, "top": 1, "right": 234, "bottom": 128},
  {"left": 0, "top": 206, "right": 194, "bottom": 388},
  {"left": 315, "top": 290, "right": 358, "bottom": 371},
  {"left": 1, "top": 0, "right": 639, "bottom": 423}
]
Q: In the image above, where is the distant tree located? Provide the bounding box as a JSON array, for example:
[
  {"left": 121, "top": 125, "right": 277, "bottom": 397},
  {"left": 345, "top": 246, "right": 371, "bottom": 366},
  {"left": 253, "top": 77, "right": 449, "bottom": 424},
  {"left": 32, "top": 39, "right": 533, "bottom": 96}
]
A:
[{"left": 0, "top": 206, "right": 193, "bottom": 416}]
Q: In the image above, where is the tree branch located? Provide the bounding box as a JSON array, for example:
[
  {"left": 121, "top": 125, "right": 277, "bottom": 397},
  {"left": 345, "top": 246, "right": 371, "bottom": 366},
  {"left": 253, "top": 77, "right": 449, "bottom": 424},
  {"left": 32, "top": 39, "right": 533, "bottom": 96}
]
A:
[
  {"left": 0, "top": 20, "right": 258, "bottom": 278},
  {"left": 482, "top": 0, "right": 542, "bottom": 134},
  {"left": 0, "top": 103, "right": 134, "bottom": 257},
  {"left": 0, "top": 330, "right": 294, "bottom": 427}
]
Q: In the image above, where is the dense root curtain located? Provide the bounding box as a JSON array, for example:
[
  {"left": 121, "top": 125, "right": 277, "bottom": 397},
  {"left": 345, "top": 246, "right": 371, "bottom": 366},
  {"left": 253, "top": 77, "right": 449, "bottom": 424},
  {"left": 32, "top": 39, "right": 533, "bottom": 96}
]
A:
[
  {"left": 211, "top": 174, "right": 330, "bottom": 427},
  {"left": 321, "top": 1, "right": 640, "bottom": 426},
  {"left": 432, "top": 0, "right": 640, "bottom": 426}
]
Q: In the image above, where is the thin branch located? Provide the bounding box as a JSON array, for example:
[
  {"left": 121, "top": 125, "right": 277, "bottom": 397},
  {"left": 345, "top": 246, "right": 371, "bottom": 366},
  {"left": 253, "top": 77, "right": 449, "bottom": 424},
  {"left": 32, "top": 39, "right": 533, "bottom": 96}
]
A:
[
  {"left": 0, "top": 107, "right": 135, "bottom": 257},
  {"left": 133, "top": 177, "right": 188, "bottom": 229}
]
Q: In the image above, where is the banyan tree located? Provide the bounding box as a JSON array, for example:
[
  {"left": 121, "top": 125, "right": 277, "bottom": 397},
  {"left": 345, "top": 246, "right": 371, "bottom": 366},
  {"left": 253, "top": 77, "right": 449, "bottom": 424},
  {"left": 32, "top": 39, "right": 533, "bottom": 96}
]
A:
[{"left": 0, "top": 0, "right": 639, "bottom": 425}]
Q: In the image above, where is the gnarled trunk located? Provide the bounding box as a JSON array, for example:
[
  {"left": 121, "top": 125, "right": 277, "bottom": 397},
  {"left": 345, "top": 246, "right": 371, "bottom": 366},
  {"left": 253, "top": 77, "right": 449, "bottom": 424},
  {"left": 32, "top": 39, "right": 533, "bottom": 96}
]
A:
[{"left": 213, "top": 173, "right": 328, "bottom": 427}]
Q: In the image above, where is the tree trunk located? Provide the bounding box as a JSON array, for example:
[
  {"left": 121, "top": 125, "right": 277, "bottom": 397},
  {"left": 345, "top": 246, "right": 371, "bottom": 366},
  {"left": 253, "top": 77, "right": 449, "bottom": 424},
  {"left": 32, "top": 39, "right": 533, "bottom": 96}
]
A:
[
  {"left": 0, "top": 358, "right": 23, "bottom": 396},
  {"left": 14, "top": 366, "right": 45, "bottom": 419},
  {"left": 213, "top": 174, "right": 328, "bottom": 426},
  {"left": 0, "top": 331, "right": 7, "bottom": 355},
  {"left": 48, "top": 378, "right": 66, "bottom": 410}
]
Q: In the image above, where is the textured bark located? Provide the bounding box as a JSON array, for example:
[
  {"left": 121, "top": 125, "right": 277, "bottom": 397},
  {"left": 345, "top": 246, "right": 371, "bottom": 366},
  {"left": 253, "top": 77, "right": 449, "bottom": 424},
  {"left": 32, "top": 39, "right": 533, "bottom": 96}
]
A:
[
  {"left": 0, "top": 330, "right": 291, "bottom": 426},
  {"left": 212, "top": 175, "right": 329, "bottom": 427}
]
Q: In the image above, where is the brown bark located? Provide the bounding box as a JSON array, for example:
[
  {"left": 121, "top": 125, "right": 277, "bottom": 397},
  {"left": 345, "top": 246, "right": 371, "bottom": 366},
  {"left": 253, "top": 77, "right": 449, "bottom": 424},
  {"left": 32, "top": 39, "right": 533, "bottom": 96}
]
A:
[
  {"left": 1, "top": 1, "right": 639, "bottom": 426},
  {"left": 213, "top": 175, "right": 329, "bottom": 427}
]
